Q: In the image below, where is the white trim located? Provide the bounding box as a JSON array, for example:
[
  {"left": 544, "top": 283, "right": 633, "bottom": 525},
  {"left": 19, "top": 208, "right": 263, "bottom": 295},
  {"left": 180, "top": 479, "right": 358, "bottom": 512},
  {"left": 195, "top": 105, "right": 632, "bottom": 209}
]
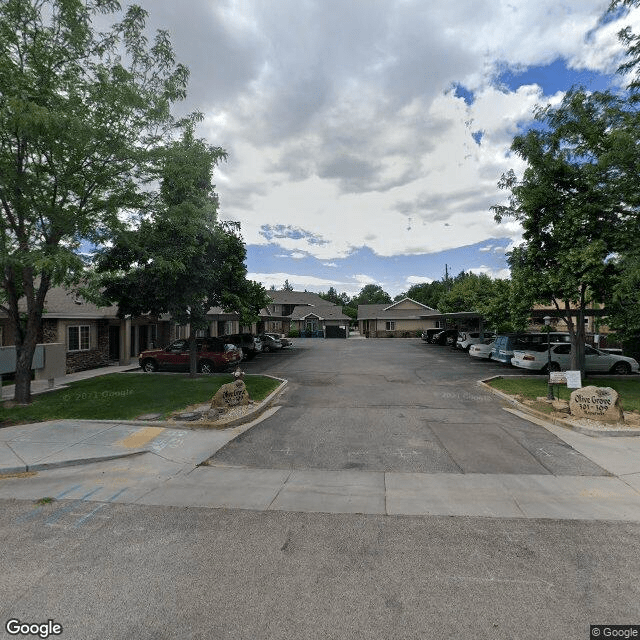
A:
[
  {"left": 68, "top": 325, "right": 90, "bottom": 352},
  {"left": 383, "top": 297, "right": 434, "bottom": 312}
]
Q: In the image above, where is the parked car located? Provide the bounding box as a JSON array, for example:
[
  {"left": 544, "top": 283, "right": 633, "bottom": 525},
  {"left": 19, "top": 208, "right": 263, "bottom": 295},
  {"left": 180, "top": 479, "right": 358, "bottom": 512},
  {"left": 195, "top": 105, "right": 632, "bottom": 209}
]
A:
[
  {"left": 511, "top": 343, "right": 639, "bottom": 375},
  {"left": 433, "top": 329, "right": 459, "bottom": 346},
  {"left": 468, "top": 338, "right": 496, "bottom": 359},
  {"left": 456, "top": 331, "right": 495, "bottom": 351},
  {"left": 259, "top": 333, "right": 283, "bottom": 352},
  {"left": 220, "top": 333, "right": 259, "bottom": 361},
  {"left": 138, "top": 338, "right": 242, "bottom": 373},
  {"left": 421, "top": 328, "right": 443, "bottom": 343},
  {"left": 264, "top": 332, "right": 291, "bottom": 347},
  {"left": 490, "top": 332, "right": 570, "bottom": 364}
]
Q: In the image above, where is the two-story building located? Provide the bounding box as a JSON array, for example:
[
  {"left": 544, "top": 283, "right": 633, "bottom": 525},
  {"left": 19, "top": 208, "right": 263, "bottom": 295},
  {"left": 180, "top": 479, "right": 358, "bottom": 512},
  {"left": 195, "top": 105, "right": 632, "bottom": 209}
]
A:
[{"left": 260, "top": 290, "right": 350, "bottom": 338}]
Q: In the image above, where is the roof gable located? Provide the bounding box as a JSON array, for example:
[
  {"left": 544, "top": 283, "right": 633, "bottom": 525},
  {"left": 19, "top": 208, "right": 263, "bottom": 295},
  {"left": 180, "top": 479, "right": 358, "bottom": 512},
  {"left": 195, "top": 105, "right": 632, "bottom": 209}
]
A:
[
  {"left": 266, "top": 290, "right": 334, "bottom": 307},
  {"left": 384, "top": 297, "right": 434, "bottom": 311}
]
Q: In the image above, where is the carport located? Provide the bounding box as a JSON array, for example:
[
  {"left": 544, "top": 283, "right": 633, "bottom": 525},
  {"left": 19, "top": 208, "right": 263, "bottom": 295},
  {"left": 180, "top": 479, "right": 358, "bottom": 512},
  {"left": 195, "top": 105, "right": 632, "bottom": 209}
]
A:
[{"left": 422, "top": 311, "right": 485, "bottom": 332}]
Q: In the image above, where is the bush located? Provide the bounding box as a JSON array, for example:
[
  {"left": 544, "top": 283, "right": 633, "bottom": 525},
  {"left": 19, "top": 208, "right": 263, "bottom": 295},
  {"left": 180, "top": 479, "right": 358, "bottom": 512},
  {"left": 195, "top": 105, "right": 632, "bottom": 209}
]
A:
[{"left": 287, "top": 329, "right": 300, "bottom": 338}]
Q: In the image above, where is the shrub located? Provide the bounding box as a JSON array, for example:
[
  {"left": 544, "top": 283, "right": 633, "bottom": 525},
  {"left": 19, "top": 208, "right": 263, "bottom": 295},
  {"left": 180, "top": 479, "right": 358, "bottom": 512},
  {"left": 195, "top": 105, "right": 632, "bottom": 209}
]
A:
[{"left": 288, "top": 329, "right": 300, "bottom": 338}]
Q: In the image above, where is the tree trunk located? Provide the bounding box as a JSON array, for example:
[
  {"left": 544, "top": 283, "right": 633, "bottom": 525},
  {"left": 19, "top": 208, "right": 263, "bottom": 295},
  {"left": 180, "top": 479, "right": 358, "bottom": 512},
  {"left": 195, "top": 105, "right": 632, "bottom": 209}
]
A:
[
  {"left": 12, "top": 310, "right": 42, "bottom": 405},
  {"left": 6, "top": 269, "right": 50, "bottom": 404},
  {"left": 571, "top": 306, "right": 586, "bottom": 374},
  {"left": 188, "top": 331, "right": 198, "bottom": 377}
]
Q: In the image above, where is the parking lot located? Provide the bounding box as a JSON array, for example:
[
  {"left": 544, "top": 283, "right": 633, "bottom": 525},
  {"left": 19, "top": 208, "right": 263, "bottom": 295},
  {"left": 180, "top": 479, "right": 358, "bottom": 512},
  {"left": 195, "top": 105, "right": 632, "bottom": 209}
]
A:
[{"left": 210, "top": 338, "right": 609, "bottom": 476}]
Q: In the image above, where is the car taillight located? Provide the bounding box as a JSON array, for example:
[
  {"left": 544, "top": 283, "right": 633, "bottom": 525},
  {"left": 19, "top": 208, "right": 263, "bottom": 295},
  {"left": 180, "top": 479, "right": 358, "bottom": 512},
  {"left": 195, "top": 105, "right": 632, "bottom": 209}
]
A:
[{"left": 523, "top": 355, "right": 535, "bottom": 361}]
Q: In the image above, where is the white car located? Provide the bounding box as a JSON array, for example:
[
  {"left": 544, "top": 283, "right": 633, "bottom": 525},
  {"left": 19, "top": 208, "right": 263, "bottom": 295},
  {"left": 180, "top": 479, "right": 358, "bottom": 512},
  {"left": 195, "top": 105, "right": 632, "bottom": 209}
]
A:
[
  {"left": 512, "top": 343, "right": 639, "bottom": 375},
  {"left": 456, "top": 331, "right": 495, "bottom": 351},
  {"left": 468, "top": 338, "right": 495, "bottom": 359}
]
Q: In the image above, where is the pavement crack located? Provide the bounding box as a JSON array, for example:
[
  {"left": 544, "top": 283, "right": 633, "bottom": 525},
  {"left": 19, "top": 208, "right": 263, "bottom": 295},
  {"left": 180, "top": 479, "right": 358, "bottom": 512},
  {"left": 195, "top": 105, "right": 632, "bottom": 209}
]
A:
[{"left": 266, "top": 470, "right": 293, "bottom": 510}]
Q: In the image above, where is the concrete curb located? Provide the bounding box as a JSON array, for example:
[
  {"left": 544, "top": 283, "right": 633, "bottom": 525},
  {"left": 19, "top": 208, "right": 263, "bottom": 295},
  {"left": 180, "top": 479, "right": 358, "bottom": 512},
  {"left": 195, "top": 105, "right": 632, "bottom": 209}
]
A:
[
  {"left": 0, "top": 450, "right": 147, "bottom": 476},
  {"left": 479, "top": 376, "right": 640, "bottom": 438},
  {"left": 176, "top": 376, "right": 288, "bottom": 430}
]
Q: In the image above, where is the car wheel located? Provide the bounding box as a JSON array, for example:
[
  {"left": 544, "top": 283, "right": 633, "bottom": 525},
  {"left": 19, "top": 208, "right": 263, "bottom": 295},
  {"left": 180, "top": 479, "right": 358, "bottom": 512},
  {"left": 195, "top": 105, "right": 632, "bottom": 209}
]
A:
[
  {"left": 141, "top": 359, "right": 158, "bottom": 372},
  {"left": 199, "top": 360, "right": 215, "bottom": 374},
  {"left": 611, "top": 361, "right": 631, "bottom": 375}
]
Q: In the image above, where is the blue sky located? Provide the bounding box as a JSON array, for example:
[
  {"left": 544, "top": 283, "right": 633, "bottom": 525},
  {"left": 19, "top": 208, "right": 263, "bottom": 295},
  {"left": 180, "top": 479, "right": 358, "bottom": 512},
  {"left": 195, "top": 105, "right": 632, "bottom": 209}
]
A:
[{"left": 133, "top": 0, "right": 639, "bottom": 298}]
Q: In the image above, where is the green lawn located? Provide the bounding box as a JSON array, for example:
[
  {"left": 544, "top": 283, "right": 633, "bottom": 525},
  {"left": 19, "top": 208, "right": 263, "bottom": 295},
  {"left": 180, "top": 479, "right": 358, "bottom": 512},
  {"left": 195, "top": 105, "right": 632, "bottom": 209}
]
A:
[
  {"left": 0, "top": 373, "right": 282, "bottom": 426},
  {"left": 487, "top": 376, "right": 640, "bottom": 412}
]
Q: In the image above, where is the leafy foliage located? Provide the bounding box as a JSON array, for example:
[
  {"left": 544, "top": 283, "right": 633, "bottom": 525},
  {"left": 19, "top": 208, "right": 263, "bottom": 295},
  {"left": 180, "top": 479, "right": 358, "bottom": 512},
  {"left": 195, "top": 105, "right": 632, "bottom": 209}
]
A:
[
  {"left": 493, "top": 89, "right": 639, "bottom": 371},
  {"left": 0, "top": 0, "right": 191, "bottom": 402},
  {"left": 96, "top": 126, "right": 268, "bottom": 373},
  {"left": 351, "top": 284, "right": 392, "bottom": 306}
]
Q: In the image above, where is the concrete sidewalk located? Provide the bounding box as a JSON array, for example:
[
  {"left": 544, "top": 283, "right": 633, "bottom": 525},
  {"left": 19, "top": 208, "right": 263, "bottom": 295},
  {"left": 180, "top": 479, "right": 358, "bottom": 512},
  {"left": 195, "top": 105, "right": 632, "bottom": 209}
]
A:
[
  {"left": 0, "top": 407, "right": 282, "bottom": 475},
  {"left": 2, "top": 404, "right": 640, "bottom": 521}
]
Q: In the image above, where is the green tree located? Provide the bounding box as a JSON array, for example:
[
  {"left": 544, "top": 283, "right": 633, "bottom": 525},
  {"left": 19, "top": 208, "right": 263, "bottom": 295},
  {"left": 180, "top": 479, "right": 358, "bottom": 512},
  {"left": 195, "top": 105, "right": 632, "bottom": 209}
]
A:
[
  {"left": 0, "top": 0, "right": 189, "bottom": 403},
  {"left": 436, "top": 272, "right": 519, "bottom": 332},
  {"left": 319, "top": 286, "right": 350, "bottom": 306},
  {"left": 493, "top": 89, "right": 636, "bottom": 373},
  {"left": 352, "top": 284, "right": 392, "bottom": 306},
  {"left": 97, "top": 126, "right": 268, "bottom": 375},
  {"left": 282, "top": 279, "right": 294, "bottom": 291},
  {"left": 403, "top": 281, "right": 447, "bottom": 309}
]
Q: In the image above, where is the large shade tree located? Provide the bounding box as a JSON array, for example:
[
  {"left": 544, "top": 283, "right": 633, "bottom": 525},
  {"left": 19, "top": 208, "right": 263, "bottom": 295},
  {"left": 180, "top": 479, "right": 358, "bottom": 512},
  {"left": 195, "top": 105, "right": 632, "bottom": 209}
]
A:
[
  {"left": 493, "top": 89, "right": 639, "bottom": 373},
  {"left": 0, "top": 0, "right": 190, "bottom": 402},
  {"left": 96, "top": 125, "right": 269, "bottom": 375}
]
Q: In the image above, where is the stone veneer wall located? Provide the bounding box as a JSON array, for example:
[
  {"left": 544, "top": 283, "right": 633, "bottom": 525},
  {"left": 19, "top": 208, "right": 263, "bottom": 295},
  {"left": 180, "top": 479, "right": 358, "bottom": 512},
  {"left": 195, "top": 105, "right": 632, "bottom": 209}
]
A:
[
  {"left": 65, "top": 320, "right": 110, "bottom": 373},
  {"left": 41, "top": 319, "right": 58, "bottom": 343}
]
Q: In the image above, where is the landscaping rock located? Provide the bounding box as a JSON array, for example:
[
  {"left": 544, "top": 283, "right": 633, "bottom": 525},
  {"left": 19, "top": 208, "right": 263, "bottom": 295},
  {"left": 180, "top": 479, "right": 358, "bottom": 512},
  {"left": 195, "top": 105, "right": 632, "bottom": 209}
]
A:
[
  {"left": 552, "top": 400, "right": 570, "bottom": 414},
  {"left": 569, "top": 386, "right": 624, "bottom": 424},
  {"left": 137, "top": 413, "right": 164, "bottom": 421},
  {"left": 175, "top": 411, "right": 202, "bottom": 422},
  {"left": 210, "top": 380, "right": 250, "bottom": 409}
]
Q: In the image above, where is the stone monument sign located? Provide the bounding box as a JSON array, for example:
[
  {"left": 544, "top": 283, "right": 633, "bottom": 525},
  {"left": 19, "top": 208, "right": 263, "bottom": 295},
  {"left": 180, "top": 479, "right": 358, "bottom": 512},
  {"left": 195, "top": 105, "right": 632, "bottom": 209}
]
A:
[
  {"left": 210, "top": 379, "right": 251, "bottom": 409},
  {"left": 569, "top": 386, "right": 624, "bottom": 424}
]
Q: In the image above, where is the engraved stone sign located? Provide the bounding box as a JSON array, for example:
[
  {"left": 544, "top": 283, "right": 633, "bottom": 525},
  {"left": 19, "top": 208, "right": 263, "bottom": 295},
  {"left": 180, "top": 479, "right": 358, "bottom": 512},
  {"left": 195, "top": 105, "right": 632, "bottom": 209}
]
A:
[
  {"left": 569, "top": 386, "right": 624, "bottom": 423},
  {"left": 210, "top": 380, "right": 250, "bottom": 409}
]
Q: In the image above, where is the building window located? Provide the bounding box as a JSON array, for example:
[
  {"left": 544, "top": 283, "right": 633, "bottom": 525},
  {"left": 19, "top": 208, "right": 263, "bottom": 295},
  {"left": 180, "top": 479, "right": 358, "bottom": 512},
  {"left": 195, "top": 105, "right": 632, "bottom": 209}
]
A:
[
  {"left": 386, "top": 321, "right": 396, "bottom": 331},
  {"left": 68, "top": 325, "right": 90, "bottom": 351}
]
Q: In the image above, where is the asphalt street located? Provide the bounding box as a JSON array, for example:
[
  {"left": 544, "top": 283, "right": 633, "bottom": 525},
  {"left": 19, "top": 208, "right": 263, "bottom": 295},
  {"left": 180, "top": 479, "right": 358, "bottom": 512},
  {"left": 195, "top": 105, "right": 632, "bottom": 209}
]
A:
[{"left": 2, "top": 499, "right": 639, "bottom": 640}]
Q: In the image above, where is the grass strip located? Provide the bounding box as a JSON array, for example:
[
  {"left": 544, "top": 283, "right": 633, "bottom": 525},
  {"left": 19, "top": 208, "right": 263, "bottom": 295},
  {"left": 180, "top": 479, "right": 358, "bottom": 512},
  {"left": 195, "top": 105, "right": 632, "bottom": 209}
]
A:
[
  {"left": 487, "top": 376, "right": 640, "bottom": 412},
  {"left": 0, "top": 373, "right": 282, "bottom": 426}
]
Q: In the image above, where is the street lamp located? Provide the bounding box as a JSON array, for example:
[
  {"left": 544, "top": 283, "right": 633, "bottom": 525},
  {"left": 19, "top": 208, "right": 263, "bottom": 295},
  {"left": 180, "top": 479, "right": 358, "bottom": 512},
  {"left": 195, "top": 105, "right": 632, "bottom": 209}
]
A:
[{"left": 544, "top": 315, "right": 554, "bottom": 401}]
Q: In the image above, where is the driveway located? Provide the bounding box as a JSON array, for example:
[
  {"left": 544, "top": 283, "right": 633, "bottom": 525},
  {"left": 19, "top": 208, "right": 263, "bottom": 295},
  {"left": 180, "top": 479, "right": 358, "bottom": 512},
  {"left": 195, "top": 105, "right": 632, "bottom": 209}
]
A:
[{"left": 210, "top": 339, "right": 608, "bottom": 476}]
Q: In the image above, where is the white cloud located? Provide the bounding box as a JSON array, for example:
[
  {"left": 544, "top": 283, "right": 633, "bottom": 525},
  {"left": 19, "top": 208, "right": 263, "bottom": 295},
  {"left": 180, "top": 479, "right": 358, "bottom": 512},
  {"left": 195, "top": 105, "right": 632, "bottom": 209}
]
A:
[
  {"left": 405, "top": 275, "right": 435, "bottom": 286},
  {"left": 248, "top": 272, "right": 339, "bottom": 291},
  {"left": 468, "top": 266, "right": 512, "bottom": 279},
  {"left": 133, "top": 0, "right": 629, "bottom": 264}
]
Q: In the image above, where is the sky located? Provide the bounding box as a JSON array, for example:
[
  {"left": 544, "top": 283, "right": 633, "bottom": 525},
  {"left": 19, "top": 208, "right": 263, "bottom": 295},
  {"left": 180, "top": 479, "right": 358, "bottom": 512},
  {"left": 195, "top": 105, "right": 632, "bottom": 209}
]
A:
[{"left": 129, "top": 0, "right": 640, "bottom": 298}]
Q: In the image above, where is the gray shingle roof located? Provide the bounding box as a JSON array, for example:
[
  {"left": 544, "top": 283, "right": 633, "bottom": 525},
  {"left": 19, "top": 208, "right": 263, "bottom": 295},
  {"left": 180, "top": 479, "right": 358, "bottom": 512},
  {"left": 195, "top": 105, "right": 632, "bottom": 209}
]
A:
[
  {"left": 265, "top": 290, "right": 329, "bottom": 306},
  {"left": 289, "top": 305, "right": 350, "bottom": 321}
]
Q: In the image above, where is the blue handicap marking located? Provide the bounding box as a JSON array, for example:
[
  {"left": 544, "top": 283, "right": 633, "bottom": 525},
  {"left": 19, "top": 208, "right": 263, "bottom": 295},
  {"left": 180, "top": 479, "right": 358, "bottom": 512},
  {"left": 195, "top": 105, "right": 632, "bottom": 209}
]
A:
[
  {"left": 14, "top": 484, "right": 83, "bottom": 524},
  {"left": 73, "top": 487, "right": 129, "bottom": 528}
]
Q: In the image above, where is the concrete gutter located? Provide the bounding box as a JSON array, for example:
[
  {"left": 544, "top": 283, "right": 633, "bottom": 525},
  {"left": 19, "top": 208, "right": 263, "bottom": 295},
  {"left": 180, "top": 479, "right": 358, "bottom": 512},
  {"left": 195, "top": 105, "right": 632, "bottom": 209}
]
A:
[{"left": 479, "top": 376, "right": 640, "bottom": 438}]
